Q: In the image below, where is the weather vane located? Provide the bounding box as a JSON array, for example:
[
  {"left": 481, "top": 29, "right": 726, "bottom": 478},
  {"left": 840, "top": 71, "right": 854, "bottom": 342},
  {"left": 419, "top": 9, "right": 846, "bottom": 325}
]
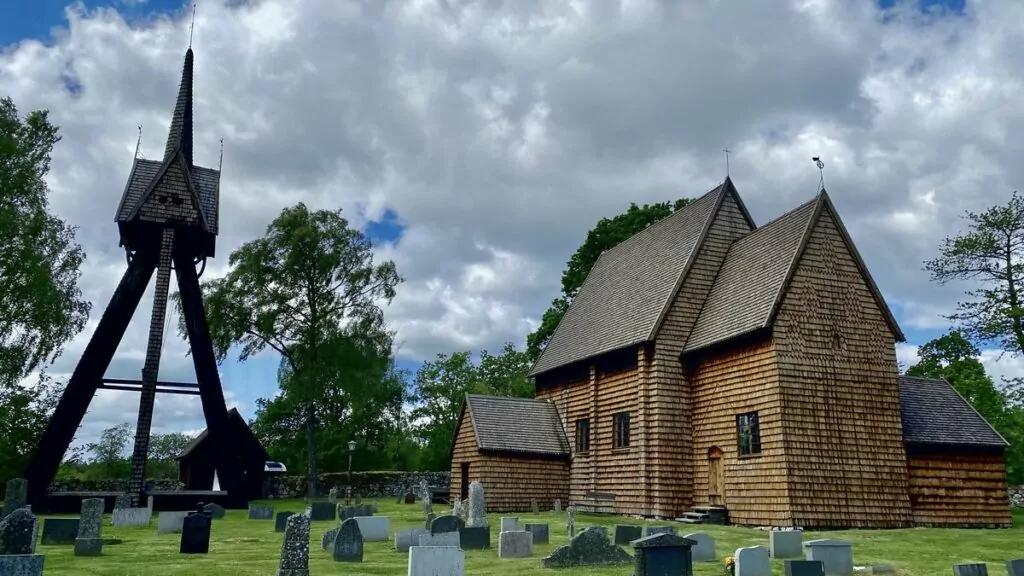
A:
[
  {"left": 813, "top": 156, "right": 825, "bottom": 191},
  {"left": 189, "top": 2, "right": 197, "bottom": 48},
  {"left": 723, "top": 148, "right": 731, "bottom": 177}
]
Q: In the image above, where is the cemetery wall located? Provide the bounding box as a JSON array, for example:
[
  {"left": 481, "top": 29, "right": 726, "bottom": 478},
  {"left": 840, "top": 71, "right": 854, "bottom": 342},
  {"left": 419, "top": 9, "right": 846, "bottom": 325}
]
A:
[
  {"left": 773, "top": 209, "right": 913, "bottom": 528},
  {"left": 907, "top": 451, "right": 1012, "bottom": 527}
]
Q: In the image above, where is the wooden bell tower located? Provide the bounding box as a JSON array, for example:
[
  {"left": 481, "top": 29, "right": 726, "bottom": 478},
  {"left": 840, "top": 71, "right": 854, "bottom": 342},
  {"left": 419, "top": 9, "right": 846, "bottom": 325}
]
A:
[{"left": 23, "top": 47, "right": 242, "bottom": 508}]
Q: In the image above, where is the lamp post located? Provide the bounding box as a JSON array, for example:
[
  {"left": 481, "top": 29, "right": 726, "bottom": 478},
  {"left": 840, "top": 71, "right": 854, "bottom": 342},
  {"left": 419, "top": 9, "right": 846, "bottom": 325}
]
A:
[{"left": 346, "top": 440, "right": 356, "bottom": 504}]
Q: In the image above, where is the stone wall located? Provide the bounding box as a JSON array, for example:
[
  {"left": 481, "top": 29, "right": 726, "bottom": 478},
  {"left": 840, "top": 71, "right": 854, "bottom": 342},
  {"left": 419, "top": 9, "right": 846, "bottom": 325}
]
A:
[
  {"left": 47, "top": 478, "right": 183, "bottom": 493},
  {"left": 1010, "top": 486, "right": 1024, "bottom": 508}
]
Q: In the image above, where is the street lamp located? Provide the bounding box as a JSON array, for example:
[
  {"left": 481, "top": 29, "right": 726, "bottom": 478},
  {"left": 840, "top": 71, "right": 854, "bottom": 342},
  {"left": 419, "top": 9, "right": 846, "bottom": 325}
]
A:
[{"left": 347, "top": 440, "right": 356, "bottom": 504}]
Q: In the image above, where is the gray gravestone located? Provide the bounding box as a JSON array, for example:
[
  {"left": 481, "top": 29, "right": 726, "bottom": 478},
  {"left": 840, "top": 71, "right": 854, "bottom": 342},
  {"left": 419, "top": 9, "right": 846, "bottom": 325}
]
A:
[
  {"left": 632, "top": 532, "right": 695, "bottom": 576},
  {"left": 566, "top": 506, "right": 576, "bottom": 537},
  {"left": 309, "top": 502, "right": 335, "bottom": 521},
  {"left": 156, "top": 511, "right": 187, "bottom": 535},
  {"left": 179, "top": 512, "right": 211, "bottom": 554},
  {"left": 0, "top": 555, "right": 44, "bottom": 576},
  {"left": 642, "top": 525, "right": 677, "bottom": 537},
  {"left": 804, "top": 539, "right": 852, "bottom": 576},
  {"left": 770, "top": 530, "right": 803, "bottom": 558},
  {"left": 0, "top": 508, "right": 37, "bottom": 554},
  {"left": 420, "top": 531, "right": 460, "bottom": 547},
  {"left": 248, "top": 504, "right": 274, "bottom": 520},
  {"left": 275, "top": 512, "right": 294, "bottom": 533},
  {"left": 498, "top": 530, "right": 533, "bottom": 558},
  {"left": 541, "top": 526, "right": 632, "bottom": 568},
  {"left": 395, "top": 527, "right": 428, "bottom": 552},
  {"left": 328, "top": 487, "right": 339, "bottom": 503},
  {"left": 553, "top": 499, "right": 561, "bottom": 513},
  {"left": 202, "top": 503, "right": 225, "bottom": 519},
  {"left": 459, "top": 525, "right": 490, "bottom": 549},
  {"left": 531, "top": 499, "right": 539, "bottom": 513},
  {"left": 1008, "top": 559, "right": 1024, "bottom": 576},
  {"left": 500, "top": 517, "right": 520, "bottom": 532},
  {"left": 431, "top": 515, "right": 464, "bottom": 534},
  {"left": 332, "top": 518, "right": 363, "bottom": 563},
  {"left": 683, "top": 532, "right": 715, "bottom": 562},
  {"left": 40, "top": 518, "right": 79, "bottom": 545},
  {"left": 74, "top": 498, "right": 104, "bottom": 556},
  {"left": 111, "top": 507, "right": 150, "bottom": 527},
  {"left": 419, "top": 480, "right": 432, "bottom": 515},
  {"left": 466, "top": 481, "right": 487, "bottom": 528},
  {"left": 614, "top": 525, "right": 643, "bottom": 545},
  {"left": 425, "top": 512, "right": 436, "bottom": 530},
  {"left": 407, "top": 546, "right": 464, "bottom": 576},
  {"left": 524, "top": 523, "right": 549, "bottom": 544},
  {"left": 735, "top": 545, "right": 771, "bottom": 576},
  {"left": 321, "top": 527, "right": 339, "bottom": 551},
  {"left": 1, "top": 479, "right": 27, "bottom": 522},
  {"left": 113, "top": 494, "right": 131, "bottom": 511},
  {"left": 786, "top": 560, "right": 826, "bottom": 576},
  {"left": 277, "top": 513, "right": 311, "bottom": 576},
  {"left": 451, "top": 498, "right": 462, "bottom": 519},
  {"left": 953, "top": 565, "right": 989, "bottom": 576},
  {"left": 339, "top": 506, "right": 356, "bottom": 521}
]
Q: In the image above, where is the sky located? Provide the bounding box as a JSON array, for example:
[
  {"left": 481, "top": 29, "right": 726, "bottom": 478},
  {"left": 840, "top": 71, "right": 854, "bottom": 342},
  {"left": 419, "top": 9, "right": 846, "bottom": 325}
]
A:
[{"left": 3, "top": 0, "right": 1024, "bottom": 447}]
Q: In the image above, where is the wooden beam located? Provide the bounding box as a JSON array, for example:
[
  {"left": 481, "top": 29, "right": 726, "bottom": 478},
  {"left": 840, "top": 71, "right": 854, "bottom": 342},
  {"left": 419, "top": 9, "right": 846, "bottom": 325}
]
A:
[
  {"left": 103, "top": 378, "right": 200, "bottom": 389},
  {"left": 99, "top": 384, "right": 201, "bottom": 396}
]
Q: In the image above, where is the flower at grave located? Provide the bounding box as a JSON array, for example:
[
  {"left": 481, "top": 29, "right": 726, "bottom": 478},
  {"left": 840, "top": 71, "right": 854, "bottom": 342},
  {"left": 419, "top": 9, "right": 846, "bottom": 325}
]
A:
[{"left": 722, "top": 555, "right": 735, "bottom": 575}]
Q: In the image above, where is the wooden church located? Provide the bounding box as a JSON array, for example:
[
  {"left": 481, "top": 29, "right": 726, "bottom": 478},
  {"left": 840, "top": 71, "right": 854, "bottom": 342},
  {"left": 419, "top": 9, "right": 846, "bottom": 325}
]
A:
[{"left": 449, "top": 178, "right": 1011, "bottom": 528}]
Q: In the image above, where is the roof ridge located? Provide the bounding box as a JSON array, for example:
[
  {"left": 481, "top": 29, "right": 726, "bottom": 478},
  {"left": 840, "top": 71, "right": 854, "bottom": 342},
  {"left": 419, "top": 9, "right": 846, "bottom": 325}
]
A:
[{"left": 466, "top": 393, "right": 549, "bottom": 403}]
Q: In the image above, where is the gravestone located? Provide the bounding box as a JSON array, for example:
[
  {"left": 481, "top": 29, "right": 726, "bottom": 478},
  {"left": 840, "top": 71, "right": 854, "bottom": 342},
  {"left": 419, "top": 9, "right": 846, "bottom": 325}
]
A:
[
  {"left": 614, "top": 525, "right": 643, "bottom": 545},
  {"left": 0, "top": 508, "right": 37, "bottom": 554},
  {"left": 275, "top": 512, "right": 294, "bottom": 533},
  {"left": 179, "top": 512, "right": 211, "bottom": 554},
  {"left": 372, "top": 500, "right": 379, "bottom": 513},
  {"left": 0, "top": 553, "right": 45, "bottom": 575},
  {"left": 541, "top": 526, "right": 632, "bottom": 568},
  {"left": 642, "top": 525, "right": 677, "bottom": 537},
  {"left": 425, "top": 513, "right": 436, "bottom": 530},
  {"left": 395, "top": 527, "right": 428, "bottom": 552},
  {"left": 500, "top": 517, "right": 520, "bottom": 532},
  {"left": 419, "top": 480, "right": 433, "bottom": 515},
  {"left": 735, "top": 545, "right": 771, "bottom": 576},
  {"left": 524, "top": 523, "right": 549, "bottom": 544},
  {"left": 498, "top": 530, "right": 533, "bottom": 558},
  {"left": 157, "top": 511, "right": 188, "bottom": 535},
  {"left": 321, "top": 527, "right": 340, "bottom": 551},
  {"left": 431, "top": 515, "right": 464, "bottom": 534},
  {"left": 785, "top": 560, "right": 826, "bottom": 576},
  {"left": 466, "top": 481, "right": 487, "bottom": 528},
  {"left": 332, "top": 518, "right": 363, "bottom": 563},
  {"left": 248, "top": 504, "right": 274, "bottom": 520},
  {"left": 113, "top": 494, "right": 131, "bottom": 511},
  {"left": 683, "top": 532, "right": 716, "bottom": 562},
  {"left": 1008, "top": 559, "right": 1024, "bottom": 576},
  {"left": 632, "top": 532, "right": 695, "bottom": 576},
  {"left": 770, "top": 530, "right": 803, "bottom": 558},
  {"left": 531, "top": 499, "right": 539, "bottom": 513},
  {"left": 111, "top": 507, "right": 150, "bottom": 527},
  {"left": 553, "top": 499, "right": 561, "bottom": 513},
  {"left": 202, "top": 503, "right": 226, "bottom": 519},
  {"left": 74, "top": 498, "right": 104, "bottom": 557},
  {"left": 276, "top": 513, "right": 311, "bottom": 576},
  {"left": 309, "top": 502, "right": 335, "bottom": 521},
  {"left": 408, "top": 546, "right": 464, "bottom": 576},
  {"left": 338, "top": 506, "right": 355, "bottom": 521},
  {"left": 459, "top": 526, "right": 490, "bottom": 549},
  {"left": 359, "top": 504, "right": 373, "bottom": 516},
  {"left": 354, "top": 516, "right": 389, "bottom": 541},
  {"left": 804, "top": 539, "right": 853, "bottom": 576},
  {"left": 451, "top": 498, "right": 462, "bottom": 518},
  {"left": 420, "top": 531, "right": 460, "bottom": 547},
  {"left": 566, "top": 506, "right": 576, "bottom": 537},
  {"left": 1, "top": 478, "right": 27, "bottom": 521},
  {"left": 404, "top": 491, "right": 416, "bottom": 504},
  {"left": 953, "top": 565, "right": 989, "bottom": 576},
  {"left": 40, "top": 518, "right": 79, "bottom": 545},
  {"left": 328, "top": 487, "right": 339, "bottom": 503}
]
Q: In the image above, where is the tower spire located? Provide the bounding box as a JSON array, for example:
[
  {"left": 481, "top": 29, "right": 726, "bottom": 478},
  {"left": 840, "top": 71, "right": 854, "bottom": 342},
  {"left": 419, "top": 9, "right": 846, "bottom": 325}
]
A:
[{"left": 163, "top": 48, "right": 194, "bottom": 166}]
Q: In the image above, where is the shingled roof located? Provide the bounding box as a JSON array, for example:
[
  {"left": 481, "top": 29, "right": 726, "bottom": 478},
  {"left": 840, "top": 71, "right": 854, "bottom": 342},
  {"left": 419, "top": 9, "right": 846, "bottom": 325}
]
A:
[
  {"left": 454, "top": 394, "right": 569, "bottom": 457},
  {"left": 530, "top": 179, "right": 754, "bottom": 376},
  {"left": 899, "top": 375, "right": 1008, "bottom": 448}
]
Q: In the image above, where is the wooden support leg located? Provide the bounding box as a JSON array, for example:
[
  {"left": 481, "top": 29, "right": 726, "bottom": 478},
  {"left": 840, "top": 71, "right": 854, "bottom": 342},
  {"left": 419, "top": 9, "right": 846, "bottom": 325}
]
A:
[{"left": 23, "top": 250, "right": 158, "bottom": 505}]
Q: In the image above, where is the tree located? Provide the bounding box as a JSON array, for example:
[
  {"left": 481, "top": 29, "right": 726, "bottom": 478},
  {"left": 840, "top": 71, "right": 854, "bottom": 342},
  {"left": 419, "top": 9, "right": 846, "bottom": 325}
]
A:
[
  {"left": 147, "top": 432, "right": 194, "bottom": 479},
  {"left": 0, "top": 96, "right": 91, "bottom": 389},
  {"left": 478, "top": 342, "right": 534, "bottom": 398},
  {"left": 526, "top": 198, "right": 690, "bottom": 361},
  {"left": 174, "top": 203, "right": 402, "bottom": 498},
  {"left": 86, "top": 422, "right": 132, "bottom": 479},
  {"left": 0, "top": 372, "right": 63, "bottom": 486},
  {"left": 924, "top": 191, "right": 1024, "bottom": 357}
]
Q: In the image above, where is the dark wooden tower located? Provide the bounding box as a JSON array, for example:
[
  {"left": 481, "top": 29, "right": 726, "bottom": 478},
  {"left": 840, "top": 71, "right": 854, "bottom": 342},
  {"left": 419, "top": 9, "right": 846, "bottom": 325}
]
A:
[{"left": 23, "top": 47, "right": 242, "bottom": 508}]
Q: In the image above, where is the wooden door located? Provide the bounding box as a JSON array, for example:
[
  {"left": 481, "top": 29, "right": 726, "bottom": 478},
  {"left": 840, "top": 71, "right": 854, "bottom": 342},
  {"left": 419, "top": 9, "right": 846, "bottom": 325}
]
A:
[
  {"left": 460, "top": 463, "right": 470, "bottom": 500},
  {"left": 708, "top": 447, "right": 725, "bottom": 505}
]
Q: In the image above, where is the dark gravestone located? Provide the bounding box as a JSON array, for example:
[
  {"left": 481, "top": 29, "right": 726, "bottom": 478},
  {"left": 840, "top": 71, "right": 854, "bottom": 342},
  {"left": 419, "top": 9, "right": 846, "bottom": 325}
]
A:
[
  {"left": 1, "top": 478, "right": 27, "bottom": 521},
  {"left": 953, "top": 564, "right": 989, "bottom": 576},
  {"left": 632, "top": 533, "right": 695, "bottom": 576},
  {"left": 430, "top": 515, "right": 465, "bottom": 534},
  {"left": 275, "top": 512, "right": 294, "bottom": 533},
  {"left": 1008, "top": 559, "right": 1024, "bottom": 576},
  {"left": 309, "top": 502, "right": 335, "bottom": 521},
  {"left": 459, "top": 526, "right": 490, "bottom": 549},
  {"left": 179, "top": 513, "right": 212, "bottom": 554},
  {"left": 113, "top": 494, "right": 131, "bottom": 511},
  {"left": 202, "top": 503, "right": 225, "bottom": 519},
  {"left": 41, "top": 518, "right": 79, "bottom": 545},
  {"left": 248, "top": 504, "right": 273, "bottom": 520},
  {"left": 332, "top": 518, "right": 363, "bottom": 563},
  {"left": 0, "top": 508, "right": 37, "bottom": 554},
  {"left": 524, "top": 523, "right": 549, "bottom": 545},
  {"left": 404, "top": 491, "right": 416, "bottom": 504},
  {"left": 614, "top": 525, "right": 643, "bottom": 545},
  {"left": 785, "top": 560, "right": 826, "bottom": 576},
  {"left": 321, "top": 527, "right": 339, "bottom": 551},
  {"left": 541, "top": 526, "right": 632, "bottom": 568},
  {"left": 358, "top": 504, "right": 373, "bottom": 516},
  {"left": 424, "top": 512, "right": 436, "bottom": 530}
]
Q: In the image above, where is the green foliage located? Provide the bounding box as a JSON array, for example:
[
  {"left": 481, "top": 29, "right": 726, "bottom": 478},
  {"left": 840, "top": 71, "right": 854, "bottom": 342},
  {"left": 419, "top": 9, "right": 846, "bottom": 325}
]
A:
[
  {"left": 55, "top": 424, "right": 195, "bottom": 481},
  {"left": 924, "top": 191, "right": 1024, "bottom": 356},
  {"left": 0, "top": 372, "right": 63, "bottom": 486},
  {"left": 174, "top": 203, "right": 403, "bottom": 498},
  {"left": 0, "top": 96, "right": 90, "bottom": 388},
  {"left": 526, "top": 198, "right": 691, "bottom": 361}
]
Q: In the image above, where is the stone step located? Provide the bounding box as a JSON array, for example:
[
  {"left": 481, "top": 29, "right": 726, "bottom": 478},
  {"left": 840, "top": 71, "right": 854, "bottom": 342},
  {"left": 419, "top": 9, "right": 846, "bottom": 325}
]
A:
[
  {"left": 678, "top": 517, "right": 704, "bottom": 524},
  {"left": 682, "top": 512, "right": 707, "bottom": 520}
]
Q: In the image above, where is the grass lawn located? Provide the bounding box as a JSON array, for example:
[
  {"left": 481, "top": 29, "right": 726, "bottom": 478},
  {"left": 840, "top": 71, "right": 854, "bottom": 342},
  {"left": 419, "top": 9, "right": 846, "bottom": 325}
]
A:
[{"left": 35, "top": 500, "right": 1024, "bottom": 575}]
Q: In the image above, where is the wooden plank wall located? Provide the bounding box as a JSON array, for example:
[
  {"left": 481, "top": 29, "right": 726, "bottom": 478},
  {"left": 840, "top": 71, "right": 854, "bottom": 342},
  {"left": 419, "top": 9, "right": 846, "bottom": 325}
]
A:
[
  {"left": 689, "top": 338, "right": 792, "bottom": 526},
  {"left": 449, "top": 411, "right": 570, "bottom": 513},
  {"left": 773, "top": 208, "right": 913, "bottom": 528},
  {"left": 649, "top": 191, "right": 753, "bottom": 518},
  {"left": 907, "top": 451, "right": 1012, "bottom": 528}
]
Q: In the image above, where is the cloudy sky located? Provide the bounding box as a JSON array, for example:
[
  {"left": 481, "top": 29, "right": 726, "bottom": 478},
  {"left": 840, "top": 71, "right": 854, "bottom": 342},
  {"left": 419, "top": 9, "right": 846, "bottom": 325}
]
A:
[{"left": 3, "top": 0, "right": 1023, "bottom": 447}]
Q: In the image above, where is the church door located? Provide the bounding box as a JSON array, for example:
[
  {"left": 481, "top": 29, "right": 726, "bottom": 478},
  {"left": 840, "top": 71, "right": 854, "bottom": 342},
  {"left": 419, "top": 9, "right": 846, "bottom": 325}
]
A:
[{"left": 708, "top": 447, "right": 725, "bottom": 505}]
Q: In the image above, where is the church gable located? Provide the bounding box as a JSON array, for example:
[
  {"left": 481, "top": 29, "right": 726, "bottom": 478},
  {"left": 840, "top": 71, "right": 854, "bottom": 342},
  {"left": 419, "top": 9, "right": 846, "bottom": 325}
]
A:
[{"left": 133, "top": 155, "right": 205, "bottom": 228}]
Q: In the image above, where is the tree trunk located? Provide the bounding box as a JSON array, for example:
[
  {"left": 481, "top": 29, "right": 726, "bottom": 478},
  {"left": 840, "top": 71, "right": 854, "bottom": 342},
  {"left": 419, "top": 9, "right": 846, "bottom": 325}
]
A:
[{"left": 306, "top": 400, "right": 317, "bottom": 500}]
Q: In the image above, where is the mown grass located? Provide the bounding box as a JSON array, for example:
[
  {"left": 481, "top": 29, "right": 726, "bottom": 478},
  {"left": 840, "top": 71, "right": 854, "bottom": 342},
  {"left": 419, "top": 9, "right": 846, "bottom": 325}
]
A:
[{"left": 36, "top": 500, "right": 1024, "bottom": 575}]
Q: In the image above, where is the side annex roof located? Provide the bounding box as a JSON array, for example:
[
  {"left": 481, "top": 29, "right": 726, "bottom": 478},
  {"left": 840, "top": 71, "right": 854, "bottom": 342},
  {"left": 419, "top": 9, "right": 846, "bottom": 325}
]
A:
[
  {"left": 899, "top": 375, "right": 1008, "bottom": 448},
  {"left": 449, "top": 394, "right": 570, "bottom": 458}
]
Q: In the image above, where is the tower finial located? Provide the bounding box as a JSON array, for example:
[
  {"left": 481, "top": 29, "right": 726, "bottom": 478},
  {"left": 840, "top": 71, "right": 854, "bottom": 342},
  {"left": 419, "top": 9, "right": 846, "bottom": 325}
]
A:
[
  {"left": 812, "top": 156, "right": 825, "bottom": 192},
  {"left": 723, "top": 147, "right": 731, "bottom": 178},
  {"left": 219, "top": 138, "right": 224, "bottom": 171},
  {"left": 134, "top": 125, "right": 143, "bottom": 160},
  {"left": 189, "top": 2, "right": 197, "bottom": 48}
]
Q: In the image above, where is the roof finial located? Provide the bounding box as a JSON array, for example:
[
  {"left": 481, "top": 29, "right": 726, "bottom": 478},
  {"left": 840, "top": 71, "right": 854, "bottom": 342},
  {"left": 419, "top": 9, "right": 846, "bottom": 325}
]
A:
[
  {"left": 188, "top": 2, "right": 197, "bottom": 48},
  {"left": 134, "top": 125, "right": 143, "bottom": 159},
  {"left": 218, "top": 138, "right": 224, "bottom": 171},
  {"left": 723, "top": 147, "right": 731, "bottom": 178},
  {"left": 813, "top": 156, "right": 825, "bottom": 192}
]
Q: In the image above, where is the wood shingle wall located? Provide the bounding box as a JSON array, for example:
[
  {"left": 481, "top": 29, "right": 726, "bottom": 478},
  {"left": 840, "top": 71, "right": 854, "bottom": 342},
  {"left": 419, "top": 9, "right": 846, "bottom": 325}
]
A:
[
  {"left": 773, "top": 209, "right": 913, "bottom": 528},
  {"left": 907, "top": 450, "right": 1011, "bottom": 528}
]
